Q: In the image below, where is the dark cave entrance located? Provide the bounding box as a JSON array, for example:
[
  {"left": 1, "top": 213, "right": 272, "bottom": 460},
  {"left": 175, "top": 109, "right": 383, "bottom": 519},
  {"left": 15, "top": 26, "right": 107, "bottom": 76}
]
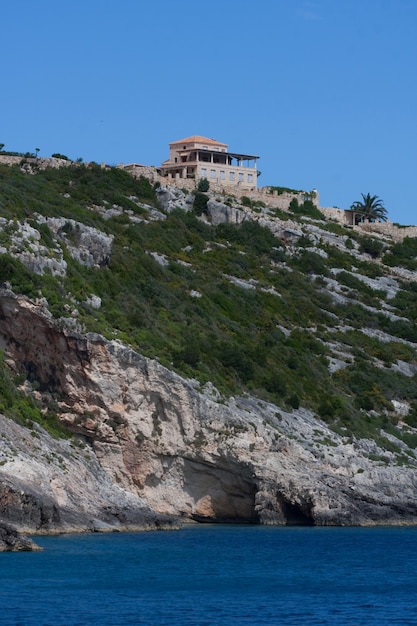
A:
[{"left": 281, "top": 500, "right": 314, "bottom": 526}]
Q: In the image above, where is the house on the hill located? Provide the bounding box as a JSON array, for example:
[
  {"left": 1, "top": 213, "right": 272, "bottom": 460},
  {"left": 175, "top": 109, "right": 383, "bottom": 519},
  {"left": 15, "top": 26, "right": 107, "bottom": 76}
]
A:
[{"left": 159, "top": 135, "right": 259, "bottom": 190}]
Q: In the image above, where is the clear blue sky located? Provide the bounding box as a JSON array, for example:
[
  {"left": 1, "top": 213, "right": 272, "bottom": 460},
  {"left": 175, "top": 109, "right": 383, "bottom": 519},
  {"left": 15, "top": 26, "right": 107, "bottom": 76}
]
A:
[{"left": 2, "top": 0, "right": 417, "bottom": 225}]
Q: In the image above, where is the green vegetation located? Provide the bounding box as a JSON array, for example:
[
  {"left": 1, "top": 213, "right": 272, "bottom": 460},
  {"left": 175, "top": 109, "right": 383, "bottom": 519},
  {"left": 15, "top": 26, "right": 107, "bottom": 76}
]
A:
[
  {"left": 383, "top": 237, "right": 417, "bottom": 270},
  {"left": 0, "top": 162, "right": 156, "bottom": 221},
  {"left": 288, "top": 198, "right": 324, "bottom": 220},
  {"left": 193, "top": 191, "right": 209, "bottom": 216},
  {"left": 358, "top": 236, "right": 385, "bottom": 258},
  {"left": 268, "top": 186, "right": 305, "bottom": 195},
  {"left": 0, "top": 350, "right": 71, "bottom": 439},
  {"left": 197, "top": 177, "right": 210, "bottom": 192},
  {"left": 0, "top": 161, "right": 416, "bottom": 452},
  {"left": 51, "top": 153, "right": 70, "bottom": 160},
  {"left": 240, "top": 196, "right": 266, "bottom": 210}
]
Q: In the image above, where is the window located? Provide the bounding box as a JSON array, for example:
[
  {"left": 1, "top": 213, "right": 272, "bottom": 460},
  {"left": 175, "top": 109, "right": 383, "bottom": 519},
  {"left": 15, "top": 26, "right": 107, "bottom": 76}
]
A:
[
  {"left": 248, "top": 173, "right": 253, "bottom": 183},
  {"left": 210, "top": 169, "right": 216, "bottom": 179},
  {"left": 238, "top": 172, "right": 244, "bottom": 182},
  {"left": 201, "top": 167, "right": 207, "bottom": 177},
  {"left": 220, "top": 170, "right": 225, "bottom": 180},
  {"left": 229, "top": 171, "right": 235, "bottom": 181}
]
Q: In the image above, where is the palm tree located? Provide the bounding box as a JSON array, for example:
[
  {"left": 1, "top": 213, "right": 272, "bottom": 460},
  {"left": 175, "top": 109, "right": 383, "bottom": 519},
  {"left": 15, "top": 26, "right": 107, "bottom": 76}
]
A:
[{"left": 350, "top": 193, "right": 387, "bottom": 224}]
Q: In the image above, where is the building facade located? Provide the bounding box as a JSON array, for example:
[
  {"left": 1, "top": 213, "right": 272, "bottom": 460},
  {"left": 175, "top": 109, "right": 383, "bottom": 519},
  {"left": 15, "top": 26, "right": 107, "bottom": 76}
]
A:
[{"left": 159, "top": 135, "right": 259, "bottom": 190}]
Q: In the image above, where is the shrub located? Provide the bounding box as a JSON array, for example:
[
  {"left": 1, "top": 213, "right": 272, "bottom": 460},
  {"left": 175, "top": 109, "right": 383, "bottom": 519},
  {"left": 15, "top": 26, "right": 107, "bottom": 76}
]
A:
[
  {"left": 291, "top": 250, "right": 329, "bottom": 276},
  {"left": 264, "top": 373, "right": 287, "bottom": 396},
  {"left": 383, "top": 237, "right": 417, "bottom": 270},
  {"left": 193, "top": 192, "right": 209, "bottom": 216},
  {"left": 0, "top": 254, "right": 41, "bottom": 298},
  {"left": 51, "top": 153, "right": 69, "bottom": 160},
  {"left": 216, "top": 220, "right": 278, "bottom": 255},
  {"left": 287, "top": 393, "right": 300, "bottom": 409},
  {"left": 197, "top": 177, "right": 210, "bottom": 192},
  {"left": 358, "top": 236, "right": 384, "bottom": 258},
  {"left": 289, "top": 198, "right": 299, "bottom": 212}
]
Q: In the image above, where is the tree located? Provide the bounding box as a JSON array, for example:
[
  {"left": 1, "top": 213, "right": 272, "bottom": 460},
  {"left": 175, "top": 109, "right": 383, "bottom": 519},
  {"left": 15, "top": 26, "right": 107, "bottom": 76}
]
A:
[
  {"left": 350, "top": 193, "right": 387, "bottom": 224},
  {"left": 0, "top": 143, "right": 4, "bottom": 152}
]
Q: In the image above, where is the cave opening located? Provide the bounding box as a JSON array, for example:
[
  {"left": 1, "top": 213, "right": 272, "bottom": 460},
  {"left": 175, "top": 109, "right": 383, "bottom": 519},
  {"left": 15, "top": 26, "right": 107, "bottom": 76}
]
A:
[{"left": 281, "top": 500, "right": 314, "bottom": 526}]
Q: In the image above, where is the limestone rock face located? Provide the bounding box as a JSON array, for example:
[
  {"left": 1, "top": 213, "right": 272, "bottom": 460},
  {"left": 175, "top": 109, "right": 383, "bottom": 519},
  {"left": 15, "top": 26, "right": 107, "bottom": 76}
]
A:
[
  {"left": 156, "top": 186, "right": 193, "bottom": 212},
  {"left": 39, "top": 217, "right": 114, "bottom": 267},
  {"left": 0, "top": 413, "right": 176, "bottom": 534},
  {"left": 0, "top": 216, "right": 113, "bottom": 278},
  {"left": 1, "top": 289, "right": 417, "bottom": 530},
  {"left": 206, "top": 199, "right": 247, "bottom": 226}
]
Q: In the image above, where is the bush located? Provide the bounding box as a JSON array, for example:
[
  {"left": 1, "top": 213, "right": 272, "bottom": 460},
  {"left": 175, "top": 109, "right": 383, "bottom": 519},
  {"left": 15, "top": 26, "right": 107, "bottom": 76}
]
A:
[
  {"left": 383, "top": 237, "right": 417, "bottom": 270},
  {"left": 287, "top": 393, "right": 300, "bottom": 409},
  {"left": 197, "top": 178, "right": 210, "bottom": 192},
  {"left": 193, "top": 192, "right": 209, "bottom": 216},
  {"left": 216, "top": 220, "right": 278, "bottom": 255},
  {"left": 288, "top": 199, "right": 324, "bottom": 220},
  {"left": 358, "top": 236, "right": 384, "bottom": 258},
  {"left": 51, "top": 153, "right": 69, "bottom": 160},
  {"left": 0, "top": 254, "right": 41, "bottom": 298},
  {"left": 291, "top": 250, "right": 329, "bottom": 276},
  {"left": 264, "top": 373, "right": 287, "bottom": 396}
]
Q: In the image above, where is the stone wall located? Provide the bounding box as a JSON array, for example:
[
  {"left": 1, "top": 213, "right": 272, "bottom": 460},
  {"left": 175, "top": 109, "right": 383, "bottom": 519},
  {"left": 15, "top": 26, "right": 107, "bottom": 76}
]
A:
[
  {"left": 320, "top": 206, "right": 417, "bottom": 242},
  {"left": 355, "top": 221, "right": 417, "bottom": 242},
  {"left": 0, "top": 155, "right": 74, "bottom": 170},
  {"left": 320, "top": 207, "right": 350, "bottom": 224},
  {"left": 121, "top": 164, "right": 315, "bottom": 211},
  {"left": 0, "top": 155, "right": 22, "bottom": 166},
  {"left": 121, "top": 163, "right": 161, "bottom": 184}
]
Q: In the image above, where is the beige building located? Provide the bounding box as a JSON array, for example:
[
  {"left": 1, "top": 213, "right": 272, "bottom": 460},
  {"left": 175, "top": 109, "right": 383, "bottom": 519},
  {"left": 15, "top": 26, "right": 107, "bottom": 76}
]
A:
[{"left": 159, "top": 135, "right": 259, "bottom": 190}]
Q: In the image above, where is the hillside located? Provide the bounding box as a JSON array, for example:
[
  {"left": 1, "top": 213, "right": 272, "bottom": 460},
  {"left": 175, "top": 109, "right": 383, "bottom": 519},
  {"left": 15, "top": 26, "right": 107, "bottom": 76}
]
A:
[{"left": 1, "top": 159, "right": 417, "bottom": 536}]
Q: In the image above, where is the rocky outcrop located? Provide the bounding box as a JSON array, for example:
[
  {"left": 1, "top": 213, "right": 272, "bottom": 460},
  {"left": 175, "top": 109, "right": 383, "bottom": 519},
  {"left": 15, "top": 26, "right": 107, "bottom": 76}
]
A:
[
  {"left": 0, "top": 216, "right": 113, "bottom": 278},
  {"left": 156, "top": 186, "right": 194, "bottom": 212},
  {"left": 37, "top": 217, "right": 114, "bottom": 268},
  {"left": 206, "top": 199, "right": 247, "bottom": 225},
  {"left": 0, "top": 218, "right": 67, "bottom": 277},
  {"left": 0, "top": 412, "right": 177, "bottom": 534},
  {"left": 1, "top": 288, "right": 417, "bottom": 530},
  {"left": 0, "top": 522, "right": 42, "bottom": 552}
]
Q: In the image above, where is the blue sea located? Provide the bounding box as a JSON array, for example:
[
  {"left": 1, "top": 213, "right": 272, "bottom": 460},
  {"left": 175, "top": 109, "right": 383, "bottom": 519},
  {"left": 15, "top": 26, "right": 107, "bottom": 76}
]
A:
[{"left": 1, "top": 525, "right": 417, "bottom": 625}]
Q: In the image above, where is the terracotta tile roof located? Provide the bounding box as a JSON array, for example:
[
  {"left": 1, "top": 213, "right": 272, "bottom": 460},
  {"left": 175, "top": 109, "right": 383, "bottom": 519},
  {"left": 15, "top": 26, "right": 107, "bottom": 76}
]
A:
[{"left": 170, "top": 135, "right": 228, "bottom": 147}]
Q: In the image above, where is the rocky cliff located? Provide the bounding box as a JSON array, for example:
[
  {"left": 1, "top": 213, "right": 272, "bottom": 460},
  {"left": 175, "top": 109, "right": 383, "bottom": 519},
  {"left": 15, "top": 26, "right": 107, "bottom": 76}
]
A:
[
  {"left": 2, "top": 288, "right": 417, "bottom": 532},
  {"left": 2, "top": 162, "right": 417, "bottom": 536}
]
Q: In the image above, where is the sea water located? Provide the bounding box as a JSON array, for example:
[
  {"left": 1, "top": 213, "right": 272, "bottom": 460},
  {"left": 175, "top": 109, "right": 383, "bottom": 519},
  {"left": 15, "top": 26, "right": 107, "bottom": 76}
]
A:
[{"left": 1, "top": 525, "right": 417, "bottom": 625}]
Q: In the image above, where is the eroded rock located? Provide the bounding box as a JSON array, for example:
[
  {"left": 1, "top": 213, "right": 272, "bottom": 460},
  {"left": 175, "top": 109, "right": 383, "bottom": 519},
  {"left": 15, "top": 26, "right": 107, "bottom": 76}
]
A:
[
  {"left": 1, "top": 289, "right": 417, "bottom": 529},
  {"left": 0, "top": 522, "right": 42, "bottom": 552}
]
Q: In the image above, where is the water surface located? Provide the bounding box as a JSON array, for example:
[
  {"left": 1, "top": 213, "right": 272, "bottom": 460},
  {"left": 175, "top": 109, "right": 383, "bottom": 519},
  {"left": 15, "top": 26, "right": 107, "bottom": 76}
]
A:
[{"left": 1, "top": 525, "right": 417, "bottom": 625}]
